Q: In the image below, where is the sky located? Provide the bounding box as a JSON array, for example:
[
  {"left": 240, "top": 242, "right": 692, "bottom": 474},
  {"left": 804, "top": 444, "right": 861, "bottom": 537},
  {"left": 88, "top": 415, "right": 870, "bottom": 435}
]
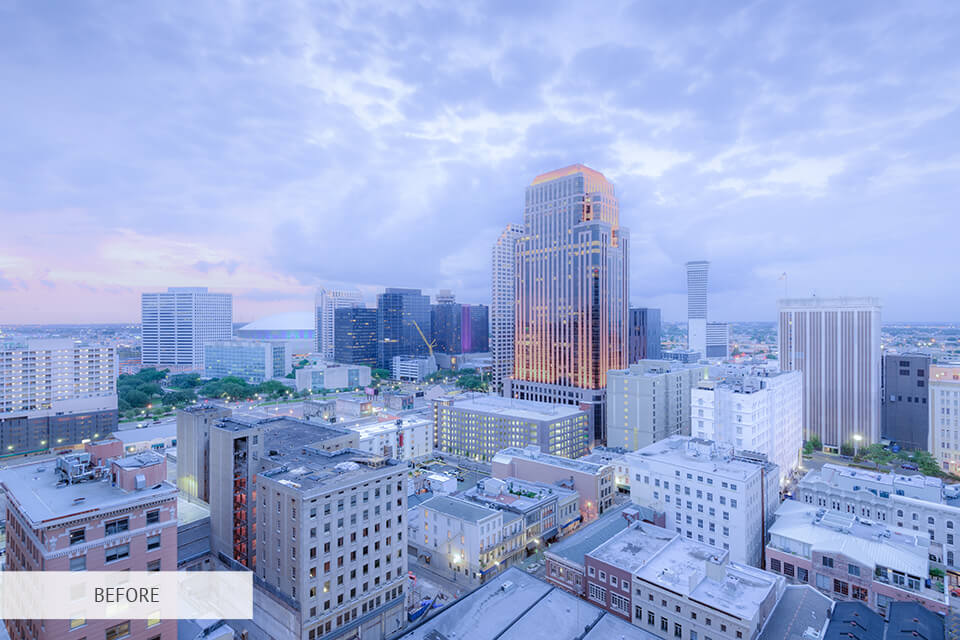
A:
[{"left": 1, "top": 1, "right": 958, "bottom": 325}]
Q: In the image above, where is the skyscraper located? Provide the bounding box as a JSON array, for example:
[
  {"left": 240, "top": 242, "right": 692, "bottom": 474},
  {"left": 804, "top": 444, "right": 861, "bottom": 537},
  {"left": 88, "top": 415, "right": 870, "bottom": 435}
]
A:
[
  {"left": 778, "top": 297, "right": 881, "bottom": 450},
  {"left": 881, "top": 352, "right": 931, "bottom": 451},
  {"left": 376, "top": 288, "right": 431, "bottom": 368},
  {"left": 315, "top": 287, "right": 363, "bottom": 359},
  {"left": 491, "top": 223, "right": 523, "bottom": 394},
  {"left": 705, "top": 321, "right": 730, "bottom": 359},
  {"left": 464, "top": 304, "right": 489, "bottom": 352},
  {"left": 334, "top": 307, "right": 378, "bottom": 366},
  {"left": 628, "top": 307, "right": 662, "bottom": 362},
  {"left": 431, "top": 300, "right": 461, "bottom": 354},
  {"left": 686, "top": 261, "right": 709, "bottom": 357},
  {"left": 141, "top": 286, "right": 232, "bottom": 370},
  {"left": 509, "top": 164, "right": 630, "bottom": 443}
]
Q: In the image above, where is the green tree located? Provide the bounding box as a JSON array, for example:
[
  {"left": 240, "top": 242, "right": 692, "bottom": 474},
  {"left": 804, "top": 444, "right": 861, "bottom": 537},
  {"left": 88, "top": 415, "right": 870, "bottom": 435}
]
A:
[
  {"left": 122, "top": 389, "right": 150, "bottom": 408},
  {"left": 168, "top": 373, "right": 201, "bottom": 389},
  {"left": 372, "top": 368, "right": 391, "bottom": 379},
  {"left": 808, "top": 434, "right": 822, "bottom": 451},
  {"left": 861, "top": 443, "right": 895, "bottom": 470},
  {"left": 840, "top": 441, "right": 855, "bottom": 457}
]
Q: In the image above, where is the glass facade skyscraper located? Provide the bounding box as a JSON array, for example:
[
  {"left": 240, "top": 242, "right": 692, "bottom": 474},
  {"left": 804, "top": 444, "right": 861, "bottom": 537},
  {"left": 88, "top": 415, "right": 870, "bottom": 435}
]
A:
[
  {"left": 334, "top": 307, "right": 377, "bottom": 367},
  {"left": 376, "top": 288, "right": 431, "bottom": 368},
  {"left": 629, "top": 307, "right": 662, "bottom": 362}
]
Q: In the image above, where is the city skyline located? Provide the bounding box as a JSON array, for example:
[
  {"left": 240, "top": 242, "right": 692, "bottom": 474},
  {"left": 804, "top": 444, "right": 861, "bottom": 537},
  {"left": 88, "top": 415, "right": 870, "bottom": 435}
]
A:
[{"left": 2, "top": 2, "right": 960, "bottom": 325}]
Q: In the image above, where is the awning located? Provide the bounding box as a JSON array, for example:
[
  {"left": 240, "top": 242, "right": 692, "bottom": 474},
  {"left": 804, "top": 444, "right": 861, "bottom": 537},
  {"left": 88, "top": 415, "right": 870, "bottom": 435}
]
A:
[
  {"left": 561, "top": 516, "right": 582, "bottom": 529},
  {"left": 480, "top": 564, "right": 499, "bottom": 575}
]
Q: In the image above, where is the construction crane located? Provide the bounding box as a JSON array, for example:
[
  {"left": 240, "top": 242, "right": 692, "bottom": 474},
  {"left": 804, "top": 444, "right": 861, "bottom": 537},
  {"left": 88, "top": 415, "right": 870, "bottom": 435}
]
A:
[{"left": 411, "top": 320, "right": 436, "bottom": 362}]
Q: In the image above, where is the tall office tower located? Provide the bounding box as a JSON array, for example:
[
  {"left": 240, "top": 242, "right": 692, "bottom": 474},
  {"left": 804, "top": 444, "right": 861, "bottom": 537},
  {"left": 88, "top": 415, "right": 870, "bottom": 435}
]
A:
[
  {"left": 0, "top": 339, "right": 118, "bottom": 455},
  {"left": 628, "top": 307, "right": 662, "bottom": 362},
  {"left": 176, "top": 404, "right": 232, "bottom": 502},
  {"left": 141, "top": 286, "right": 232, "bottom": 370},
  {"left": 510, "top": 165, "right": 629, "bottom": 443},
  {"left": 705, "top": 321, "right": 730, "bottom": 359},
  {"left": 435, "top": 289, "right": 456, "bottom": 304},
  {"left": 376, "top": 288, "right": 431, "bottom": 368},
  {"left": 315, "top": 287, "right": 364, "bottom": 360},
  {"left": 491, "top": 223, "right": 523, "bottom": 395},
  {"left": 778, "top": 297, "right": 882, "bottom": 450},
  {"left": 686, "top": 260, "right": 709, "bottom": 357},
  {"left": 334, "top": 307, "right": 378, "bottom": 366},
  {"left": 930, "top": 365, "right": 960, "bottom": 473},
  {"left": 881, "top": 352, "right": 931, "bottom": 451},
  {"left": 431, "top": 300, "right": 462, "bottom": 354},
  {"left": 465, "top": 304, "right": 489, "bottom": 352}
]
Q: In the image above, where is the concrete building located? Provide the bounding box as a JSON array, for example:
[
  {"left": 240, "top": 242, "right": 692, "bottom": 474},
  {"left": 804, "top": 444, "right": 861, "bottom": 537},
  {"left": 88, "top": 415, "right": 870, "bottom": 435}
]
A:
[
  {"left": 141, "top": 286, "right": 233, "bottom": 370},
  {"left": 0, "top": 442, "right": 178, "bottom": 640},
  {"left": 628, "top": 436, "right": 780, "bottom": 567},
  {"left": 766, "top": 500, "right": 948, "bottom": 615},
  {"left": 628, "top": 307, "right": 661, "bottom": 362},
  {"left": 605, "top": 360, "right": 706, "bottom": 451},
  {"left": 391, "top": 355, "right": 437, "bottom": 382},
  {"left": 793, "top": 462, "right": 960, "bottom": 586},
  {"left": 345, "top": 415, "right": 433, "bottom": 461},
  {"left": 176, "top": 404, "right": 231, "bottom": 503},
  {"left": 686, "top": 260, "right": 709, "bottom": 358},
  {"left": 662, "top": 348, "right": 702, "bottom": 363},
  {"left": 295, "top": 363, "right": 372, "bottom": 392},
  {"left": 377, "top": 288, "right": 431, "bottom": 369},
  {"left": 706, "top": 321, "right": 729, "bottom": 359},
  {"left": 463, "top": 476, "right": 580, "bottom": 543},
  {"left": 236, "top": 311, "right": 315, "bottom": 358},
  {"left": 333, "top": 307, "right": 378, "bottom": 367},
  {"left": 209, "top": 416, "right": 406, "bottom": 640},
  {"left": 203, "top": 339, "right": 290, "bottom": 382},
  {"left": 336, "top": 396, "right": 373, "bottom": 418},
  {"left": 581, "top": 446, "right": 632, "bottom": 491},
  {"left": 509, "top": 164, "right": 630, "bottom": 445},
  {"left": 434, "top": 394, "right": 590, "bottom": 461},
  {"left": 115, "top": 421, "right": 177, "bottom": 454},
  {"left": 692, "top": 367, "right": 804, "bottom": 486},
  {"left": 0, "top": 338, "right": 118, "bottom": 456},
  {"left": 881, "top": 352, "right": 931, "bottom": 451},
  {"left": 315, "top": 287, "right": 364, "bottom": 360},
  {"left": 491, "top": 223, "right": 523, "bottom": 395},
  {"left": 303, "top": 398, "right": 337, "bottom": 422},
  {"left": 491, "top": 445, "right": 615, "bottom": 522},
  {"left": 778, "top": 296, "right": 882, "bottom": 450},
  {"left": 930, "top": 365, "right": 960, "bottom": 473}
]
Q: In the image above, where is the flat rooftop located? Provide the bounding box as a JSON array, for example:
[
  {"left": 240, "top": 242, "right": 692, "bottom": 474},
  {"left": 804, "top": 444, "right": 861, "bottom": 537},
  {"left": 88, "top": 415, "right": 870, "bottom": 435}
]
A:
[
  {"left": 419, "top": 495, "right": 498, "bottom": 524},
  {"left": 177, "top": 496, "right": 210, "bottom": 525},
  {"left": 444, "top": 394, "right": 585, "bottom": 421},
  {"left": 464, "top": 477, "right": 576, "bottom": 513},
  {"left": 810, "top": 463, "right": 944, "bottom": 497},
  {"left": 547, "top": 503, "right": 633, "bottom": 565},
  {"left": 589, "top": 521, "right": 677, "bottom": 573},
  {"left": 492, "top": 446, "right": 609, "bottom": 475},
  {"left": 629, "top": 436, "right": 773, "bottom": 480},
  {"left": 114, "top": 422, "right": 176, "bottom": 443},
  {"left": 345, "top": 415, "right": 432, "bottom": 437}
]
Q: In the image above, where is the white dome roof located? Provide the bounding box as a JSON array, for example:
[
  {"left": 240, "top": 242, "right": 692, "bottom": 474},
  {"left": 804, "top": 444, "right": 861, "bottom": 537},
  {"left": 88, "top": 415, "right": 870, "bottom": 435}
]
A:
[{"left": 238, "top": 311, "right": 314, "bottom": 333}]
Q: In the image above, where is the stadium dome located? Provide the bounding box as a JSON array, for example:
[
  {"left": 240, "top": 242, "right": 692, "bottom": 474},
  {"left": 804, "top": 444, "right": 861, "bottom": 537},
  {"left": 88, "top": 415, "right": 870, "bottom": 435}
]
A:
[{"left": 236, "top": 311, "right": 315, "bottom": 341}]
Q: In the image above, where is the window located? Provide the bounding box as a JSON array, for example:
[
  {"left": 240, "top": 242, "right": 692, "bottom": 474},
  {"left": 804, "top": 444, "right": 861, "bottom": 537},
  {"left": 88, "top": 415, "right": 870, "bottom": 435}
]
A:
[
  {"left": 798, "top": 567, "right": 809, "bottom": 583},
  {"left": 70, "top": 528, "right": 85, "bottom": 545},
  {"left": 833, "top": 579, "right": 849, "bottom": 596},
  {"left": 105, "top": 544, "right": 130, "bottom": 563},
  {"left": 105, "top": 518, "right": 129, "bottom": 536},
  {"left": 816, "top": 574, "right": 830, "bottom": 590},
  {"left": 146, "top": 509, "right": 160, "bottom": 525},
  {"left": 147, "top": 559, "right": 161, "bottom": 572},
  {"left": 821, "top": 556, "right": 834, "bottom": 568},
  {"left": 674, "top": 622, "right": 682, "bottom": 637},
  {"left": 105, "top": 621, "right": 130, "bottom": 640},
  {"left": 848, "top": 564, "right": 860, "bottom": 577},
  {"left": 69, "top": 617, "right": 85, "bottom": 629},
  {"left": 70, "top": 555, "right": 86, "bottom": 571},
  {"left": 770, "top": 558, "right": 781, "bottom": 572},
  {"left": 147, "top": 534, "right": 161, "bottom": 551},
  {"left": 853, "top": 585, "right": 868, "bottom": 601},
  {"left": 588, "top": 583, "right": 607, "bottom": 603},
  {"left": 610, "top": 592, "right": 629, "bottom": 613}
]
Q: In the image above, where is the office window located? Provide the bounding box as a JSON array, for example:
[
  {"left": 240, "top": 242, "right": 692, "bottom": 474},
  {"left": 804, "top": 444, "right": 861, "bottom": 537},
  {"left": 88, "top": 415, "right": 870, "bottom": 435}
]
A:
[
  {"left": 70, "top": 528, "right": 85, "bottom": 545},
  {"left": 105, "top": 544, "right": 130, "bottom": 563},
  {"left": 70, "top": 555, "right": 86, "bottom": 571},
  {"left": 147, "top": 534, "right": 161, "bottom": 551},
  {"left": 146, "top": 509, "right": 160, "bottom": 525},
  {"left": 105, "top": 518, "right": 129, "bottom": 536},
  {"left": 105, "top": 621, "right": 130, "bottom": 640}
]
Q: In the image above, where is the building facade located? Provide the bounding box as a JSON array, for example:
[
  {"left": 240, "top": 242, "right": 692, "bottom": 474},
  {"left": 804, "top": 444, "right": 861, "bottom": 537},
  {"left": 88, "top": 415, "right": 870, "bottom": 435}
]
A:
[
  {"left": 434, "top": 394, "right": 590, "bottom": 461},
  {"left": 628, "top": 436, "right": 780, "bottom": 567},
  {"left": 295, "top": 363, "right": 372, "bottom": 392},
  {"left": 0, "top": 339, "right": 118, "bottom": 456},
  {"left": 778, "top": 296, "right": 882, "bottom": 450},
  {"left": 141, "top": 286, "right": 232, "bottom": 370},
  {"left": 628, "top": 307, "right": 662, "bottom": 362},
  {"left": 315, "top": 287, "right": 364, "bottom": 360},
  {"left": 376, "top": 288, "right": 431, "bottom": 369},
  {"left": 705, "top": 321, "right": 729, "bottom": 359},
  {"left": 605, "top": 360, "right": 706, "bottom": 451},
  {"left": 333, "top": 307, "right": 377, "bottom": 367},
  {"left": 509, "top": 165, "right": 629, "bottom": 444},
  {"left": 346, "top": 416, "right": 434, "bottom": 461},
  {"left": 930, "top": 365, "right": 960, "bottom": 472},
  {"left": 203, "top": 339, "right": 289, "bottom": 382},
  {"left": 464, "top": 304, "right": 489, "bottom": 353},
  {"left": 686, "top": 260, "right": 709, "bottom": 358},
  {"left": 881, "top": 352, "right": 931, "bottom": 451},
  {"left": 430, "top": 301, "right": 461, "bottom": 354},
  {"left": 391, "top": 355, "right": 437, "bottom": 382},
  {"left": 176, "top": 405, "right": 232, "bottom": 503},
  {"left": 491, "top": 223, "right": 523, "bottom": 395}
]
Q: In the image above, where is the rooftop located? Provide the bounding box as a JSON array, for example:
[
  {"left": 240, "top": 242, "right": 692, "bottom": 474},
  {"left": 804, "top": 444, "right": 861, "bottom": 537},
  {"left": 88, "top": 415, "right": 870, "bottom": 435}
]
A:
[
  {"left": 823, "top": 602, "right": 884, "bottom": 640},
  {"left": 608, "top": 360, "right": 705, "bottom": 377},
  {"left": 589, "top": 520, "right": 676, "bottom": 572},
  {"left": 887, "top": 601, "right": 946, "bottom": 640},
  {"left": 236, "top": 311, "right": 314, "bottom": 333},
  {"left": 345, "top": 416, "right": 432, "bottom": 438},
  {"left": 758, "top": 585, "right": 833, "bottom": 640},
  {"left": 462, "top": 477, "right": 577, "bottom": 514},
  {"left": 628, "top": 436, "right": 775, "bottom": 480},
  {"left": 492, "top": 446, "right": 610, "bottom": 475},
  {"left": 114, "top": 422, "right": 176, "bottom": 444},
  {"left": 804, "top": 463, "right": 946, "bottom": 503},
  {"left": 441, "top": 393, "right": 585, "bottom": 421},
  {"left": 546, "top": 503, "right": 634, "bottom": 565},
  {"left": 419, "top": 495, "right": 499, "bottom": 524}
]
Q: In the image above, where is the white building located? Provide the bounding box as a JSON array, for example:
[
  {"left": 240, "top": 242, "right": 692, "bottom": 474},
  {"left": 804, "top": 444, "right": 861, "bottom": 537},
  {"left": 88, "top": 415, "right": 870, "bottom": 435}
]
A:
[
  {"left": 345, "top": 415, "right": 434, "bottom": 461},
  {"left": 391, "top": 355, "right": 437, "bottom": 382},
  {"left": 686, "top": 260, "right": 709, "bottom": 357},
  {"left": 315, "top": 287, "right": 364, "bottom": 360},
  {"left": 0, "top": 339, "right": 118, "bottom": 455},
  {"left": 605, "top": 360, "right": 706, "bottom": 451},
  {"left": 235, "top": 311, "right": 315, "bottom": 357},
  {"left": 778, "top": 296, "right": 881, "bottom": 450},
  {"left": 294, "top": 362, "right": 372, "bottom": 392},
  {"left": 141, "top": 287, "right": 232, "bottom": 370},
  {"left": 491, "top": 223, "right": 523, "bottom": 395},
  {"left": 691, "top": 367, "right": 803, "bottom": 486},
  {"left": 627, "top": 436, "right": 780, "bottom": 567},
  {"left": 705, "top": 321, "right": 729, "bottom": 359},
  {"left": 930, "top": 365, "right": 960, "bottom": 473},
  {"left": 203, "top": 339, "right": 289, "bottom": 382}
]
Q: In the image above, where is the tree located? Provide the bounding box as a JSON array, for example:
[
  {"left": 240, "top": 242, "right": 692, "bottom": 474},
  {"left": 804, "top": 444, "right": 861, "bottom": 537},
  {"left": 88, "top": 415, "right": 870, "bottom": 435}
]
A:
[
  {"left": 840, "top": 441, "right": 855, "bottom": 457},
  {"left": 168, "top": 373, "right": 201, "bottom": 389},
  {"left": 372, "top": 368, "right": 391, "bottom": 379},
  {"left": 164, "top": 390, "right": 197, "bottom": 406},
  {"left": 122, "top": 389, "right": 150, "bottom": 408},
  {"left": 808, "top": 435, "right": 822, "bottom": 451},
  {"left": 861, "top": 443, "right": 895, "bottom": 470}
]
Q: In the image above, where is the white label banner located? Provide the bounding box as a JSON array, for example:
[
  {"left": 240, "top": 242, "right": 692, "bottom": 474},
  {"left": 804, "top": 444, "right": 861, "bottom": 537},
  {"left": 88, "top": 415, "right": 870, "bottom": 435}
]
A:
[{"left": 0, "top": 571, "right": 253, "bottom": 620}]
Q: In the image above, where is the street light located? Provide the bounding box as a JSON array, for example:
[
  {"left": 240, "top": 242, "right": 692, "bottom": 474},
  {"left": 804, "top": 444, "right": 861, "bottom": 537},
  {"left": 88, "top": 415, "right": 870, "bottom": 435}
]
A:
[{"left": 853, "top": 434, "right": 863, "bottom": 457}]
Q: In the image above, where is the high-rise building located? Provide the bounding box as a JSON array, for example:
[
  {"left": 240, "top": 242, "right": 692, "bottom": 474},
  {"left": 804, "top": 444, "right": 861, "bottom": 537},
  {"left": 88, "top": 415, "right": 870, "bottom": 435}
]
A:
[
  {"left": 628, "top": 307, "right": 662, "bottom": 362},
  {"left": 435, "top": 289, "right": 456, "bottom": 304},
  {"left": 686, "top": 261, "right": 709, "bottom": 357},
  {"left": 930, "top": 365, "right": 960, "bottom": 473},
  {"left": 203, "top": 339, "right": 289, "bottom": 382},
  {"left": 465, "top": 304, "right": 489, "bottom": 352},
  {"left": 491, "top": 223, "right": 523, "bottom": 395},
  {"left": 509, "top": 165, "right": 630, "bottom": 443},
  {"left": 176, "top": 404, "right": 232, "bottom": 503},
  {"left": 881, "top": 352, "right": 931, "bottom": 451},
  {"left": 315, "top": 287, "right": 364, "bottom": 360},
  {"left": 705, "top": 321, "right": 729, "bottom": 359},
  {"left": 376, "top": 287, "right": 431, "bottom": 369},
  {"left": 0, "top": 339, "right": 118, "bottom": 455},
  {"left": 778, "top": 297, "right": 882, "bottom": 450},
  {"left": 333, "top": 307, "right": 377, "bottom": 366},
  {"left": 141, "top": 286, "right": 233, "bottom": 370},
  {"left": 431, "top": 301, "right": 461, "bottom": 354},
  {"left": 605, "top": 360, "right": 705, "bottom": 451}
]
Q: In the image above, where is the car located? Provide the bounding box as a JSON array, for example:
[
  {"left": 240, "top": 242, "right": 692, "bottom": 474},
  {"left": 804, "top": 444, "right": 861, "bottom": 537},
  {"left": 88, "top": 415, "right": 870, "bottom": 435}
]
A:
[
  {"left": 951, "top": 587, "right": 960, "bottom": 598},
  {"left": 901, "top": 463, "right": 919, "bottom": 471}
]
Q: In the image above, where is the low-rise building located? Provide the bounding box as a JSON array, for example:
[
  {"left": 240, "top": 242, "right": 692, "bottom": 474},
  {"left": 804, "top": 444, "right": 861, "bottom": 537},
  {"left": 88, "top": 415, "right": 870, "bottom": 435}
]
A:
[
  {"left": 295, "top": 362, "right": 372, "bottom": 392},
  {"left": 115, "top": 421, "right": 177, "bottom": 454},
  {"left": 628, "top": 436, "right": 780, "bottom": 567},
  {"left": 336, "top": 396, "right": 373, "bottom": 417},
  {"left": 662, "top": 348, "right": 702, "bottom": 363},
  {"left": 391, "top": 355, "right": 437, "bottom": 382},
  {"left": 492, "top": 445, "right": 615, "bottom": 522},
  {"left": 344, "top": 415, "right": 434, "bottom": 461},
  {"left": 930, "top": 365, "right": 960, "bottom": 473},
  {"left": 435, "top": 394, "right": 590, "bottom": 461},
  {"left": 303, "top": 398, "right": 336, "bottom": 422},
  {"left": 203, "top": 339, "right": 289, "bottom": 382},
  {"left": 581, "top": 446, "right": 631, "bottom": 491},
  {"left": 766, "top": 500, "right": 948, "bottom": 616},
  {"left": 462, "top": 476, "right": 580, "bottom": 543}
]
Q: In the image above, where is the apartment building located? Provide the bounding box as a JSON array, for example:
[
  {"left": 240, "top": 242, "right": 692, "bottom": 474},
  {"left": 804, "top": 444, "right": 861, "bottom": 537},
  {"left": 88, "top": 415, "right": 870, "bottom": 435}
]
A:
[
  {"left": 930, "top": 365, "right": 960, "bottom": 473},
  {"left": 766, "top": 500, "right": 948, "bottom": 615},
  {"left": 605, "top": 360, "right": 706, "bottom": 451},
  {"left": 794, "top": 462, "right": 960, "bottom": 585},
  {"left": 462, "top": 476, "right": 580, "bottom": 542},
  {"left": 0, "top": 440, "right": 178, "bottom": 640},
  {"left": 434, "top": 394, "right": 590, "bottom": 461},
  {"left": 491, "top": 445, "right": 615, "bottom": 522},
  {"left": 176, "top": 404, "right": 232, "bottom": 502},
  {"left": 628, "top": 436, "right": 780, "bottom": 567},
  {"left": 0, "top": 338, "right": 118, "bottom": 455}
]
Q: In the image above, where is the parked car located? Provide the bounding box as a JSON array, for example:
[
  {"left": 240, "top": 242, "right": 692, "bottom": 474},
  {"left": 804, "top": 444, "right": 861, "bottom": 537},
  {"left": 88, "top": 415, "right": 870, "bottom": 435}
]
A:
[
  {"left": 951, "top": 587, "right": 960, "bottom": 598},
  {"left": 901, "top": 463, "right": 919, "bottom": 471}
]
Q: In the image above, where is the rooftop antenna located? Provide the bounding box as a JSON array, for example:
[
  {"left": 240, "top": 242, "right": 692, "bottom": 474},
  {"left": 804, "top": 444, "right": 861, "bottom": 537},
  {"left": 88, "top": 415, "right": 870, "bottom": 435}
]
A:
[{"left": 778, "top": 272, "right": 788, "bottom": 298}]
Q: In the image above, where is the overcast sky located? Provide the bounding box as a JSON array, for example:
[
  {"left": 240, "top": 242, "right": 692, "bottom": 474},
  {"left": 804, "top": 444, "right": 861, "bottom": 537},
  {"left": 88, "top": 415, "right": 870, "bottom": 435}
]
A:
[{"left": 1, "top": 1, "right": 958, "bottom": 324}]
